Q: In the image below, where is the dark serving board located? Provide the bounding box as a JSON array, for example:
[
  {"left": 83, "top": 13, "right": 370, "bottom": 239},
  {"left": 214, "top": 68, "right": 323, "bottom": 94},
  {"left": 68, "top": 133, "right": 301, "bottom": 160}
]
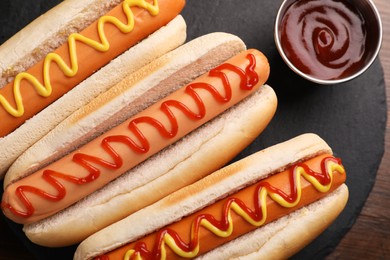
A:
[{"left": 0, "top": 0, "right": 386, "bottom": 259}]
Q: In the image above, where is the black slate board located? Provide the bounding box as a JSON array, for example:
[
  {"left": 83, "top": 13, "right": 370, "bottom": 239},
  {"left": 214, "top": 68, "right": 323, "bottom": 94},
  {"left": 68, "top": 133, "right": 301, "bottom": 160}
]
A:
[{"left": 0, "top": 0, "right": 386, "bottom": 259}]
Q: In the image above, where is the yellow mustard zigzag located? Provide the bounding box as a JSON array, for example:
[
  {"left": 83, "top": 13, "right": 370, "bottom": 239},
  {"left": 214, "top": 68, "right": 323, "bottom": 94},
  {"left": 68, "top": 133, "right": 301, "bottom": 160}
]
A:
[
  {"left": 124, "top": 158, "right": 345, "bottom": 259},
  {"left": 0, "top": 0, "right": 159, "bottom": 118}
]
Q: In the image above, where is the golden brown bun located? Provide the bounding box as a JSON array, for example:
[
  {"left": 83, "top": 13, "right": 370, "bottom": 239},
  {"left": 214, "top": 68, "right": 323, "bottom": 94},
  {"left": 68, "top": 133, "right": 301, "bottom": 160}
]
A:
[
  {"left": 74, "top": 133, "right": 346, "bottom": 260},
  {"left": 0, "top": 15, "right": 187, "bottom": 180},
  {"left": 22, "top": 33, "right": 277, "bottom": 247}
]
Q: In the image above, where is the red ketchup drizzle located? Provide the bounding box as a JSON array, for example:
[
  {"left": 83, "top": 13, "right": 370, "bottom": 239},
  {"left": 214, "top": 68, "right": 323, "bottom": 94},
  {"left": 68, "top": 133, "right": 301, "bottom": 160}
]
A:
[
  {"left": 98, "top": 156, "right": 342, "bottom": 260},
  {"left": 2, "top": 53, "right": 259, "bottom": 219}
]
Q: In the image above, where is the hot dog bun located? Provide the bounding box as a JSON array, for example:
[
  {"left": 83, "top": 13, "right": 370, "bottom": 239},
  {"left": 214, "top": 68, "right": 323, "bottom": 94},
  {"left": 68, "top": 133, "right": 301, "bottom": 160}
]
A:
[
  {"left": 2, "top": 49, "right": 271, "bottom": 224},
  {"left": 19, "top": 33, "right": 277, "bottom": 247},
  {"left": 0, "top": 0, "right": 186, "bottom": 178},
  {"left": 2, "top": 45, "right": 276, "bottom": 246},
  {"left": 73, "top": 133, "right": 348, "bottom": 260}
]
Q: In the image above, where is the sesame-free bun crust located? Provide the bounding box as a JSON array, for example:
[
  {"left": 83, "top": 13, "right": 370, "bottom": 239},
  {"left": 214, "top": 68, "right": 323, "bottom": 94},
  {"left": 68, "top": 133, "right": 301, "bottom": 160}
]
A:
[{"left": 74, "top": 134, "right": 347, "bottom": 260}]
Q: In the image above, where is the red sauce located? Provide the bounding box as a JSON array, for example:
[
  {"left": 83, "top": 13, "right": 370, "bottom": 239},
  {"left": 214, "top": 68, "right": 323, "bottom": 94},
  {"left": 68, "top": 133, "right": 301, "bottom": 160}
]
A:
[
  {"left": 2, "top": 54, "right": 259, "bottom": 219},
  {"left": 279, "top": 0, "right": 368, "bottom": 80}
]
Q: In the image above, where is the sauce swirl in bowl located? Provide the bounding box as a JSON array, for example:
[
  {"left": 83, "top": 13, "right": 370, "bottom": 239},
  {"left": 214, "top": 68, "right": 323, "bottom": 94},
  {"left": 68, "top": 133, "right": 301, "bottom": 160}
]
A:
[{"left": 275, "top": 0, "right": 382, "bottom": 84}]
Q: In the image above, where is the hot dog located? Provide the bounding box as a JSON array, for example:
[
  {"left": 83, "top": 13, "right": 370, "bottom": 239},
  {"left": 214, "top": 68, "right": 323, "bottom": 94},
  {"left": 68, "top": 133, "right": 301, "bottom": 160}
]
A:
[
  {"left": 3, "top": 31, "right": 248, "bottom": 188},
  {"left": 74, "top": 133, "right": 348, "bottom": 260},
  {"left": 0, "top": 0, "right": 186, "bottom": 177},
  {"left": 2, "top": 44, "right": 277, "bottom": 247}
]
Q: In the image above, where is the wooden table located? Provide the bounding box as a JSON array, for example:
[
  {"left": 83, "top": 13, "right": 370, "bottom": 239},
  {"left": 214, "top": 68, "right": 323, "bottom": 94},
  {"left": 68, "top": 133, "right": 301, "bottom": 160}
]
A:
[{"left": 0, "top": 0, "right": 389, "bottom": 259}]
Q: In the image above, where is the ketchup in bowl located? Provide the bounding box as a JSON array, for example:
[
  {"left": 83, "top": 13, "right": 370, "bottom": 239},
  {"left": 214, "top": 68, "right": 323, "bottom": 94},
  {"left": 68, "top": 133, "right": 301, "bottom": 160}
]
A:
[{"left": 275, "top": 0, "right": 382, "bottom": 84}]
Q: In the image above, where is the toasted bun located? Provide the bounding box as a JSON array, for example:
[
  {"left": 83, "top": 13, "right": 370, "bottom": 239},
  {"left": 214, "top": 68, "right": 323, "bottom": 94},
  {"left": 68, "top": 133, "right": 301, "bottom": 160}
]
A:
[
  {"left": 199, "top": 184, "right": 348, "bottom": 259},
  {"left": 23, "top": 78, "right": 276, "bottom": 246},
  {"left": 0, "top": 15, "right": 187, "bottom": 180},
  {"left": 74, "top": 133, "right": 336, "bottom": 260},
  {"left": 0, "top": 0, "right": 122, "bottom": 87}
]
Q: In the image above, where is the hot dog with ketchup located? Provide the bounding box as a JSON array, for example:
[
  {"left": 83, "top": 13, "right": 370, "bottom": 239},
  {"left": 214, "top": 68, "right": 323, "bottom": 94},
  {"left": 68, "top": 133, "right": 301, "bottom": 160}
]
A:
[
  {"left": 74, "top": 133, "right": 348, "bottom": 260},
  {"left": 2, "top": 45, "right": 277, "bottom": 246},
  {"left": 0, "top": 0, "right": 186, "bottom": 177}
]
